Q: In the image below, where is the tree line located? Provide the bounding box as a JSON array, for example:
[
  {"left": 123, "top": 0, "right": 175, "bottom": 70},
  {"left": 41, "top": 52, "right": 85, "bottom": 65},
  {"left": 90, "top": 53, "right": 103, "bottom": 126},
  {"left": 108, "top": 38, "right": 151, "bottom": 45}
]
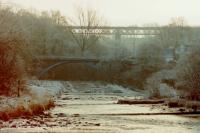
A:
[{"left": 0, "top": 3, "right": 200, "bottom": 99}]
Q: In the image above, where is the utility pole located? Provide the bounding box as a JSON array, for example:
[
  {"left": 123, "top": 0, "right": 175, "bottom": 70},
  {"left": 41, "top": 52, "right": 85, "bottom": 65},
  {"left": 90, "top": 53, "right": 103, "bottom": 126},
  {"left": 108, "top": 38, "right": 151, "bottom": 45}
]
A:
[
  {"left": 115, "top": 29, "right": 121, "bottom": 59},
  {"left": 132, "top": 33, "right": 136, "bottom": 58}
]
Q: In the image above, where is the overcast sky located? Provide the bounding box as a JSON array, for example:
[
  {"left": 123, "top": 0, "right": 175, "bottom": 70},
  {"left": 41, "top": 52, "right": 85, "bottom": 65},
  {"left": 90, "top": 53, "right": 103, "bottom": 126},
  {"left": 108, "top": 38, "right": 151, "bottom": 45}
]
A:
[{"left": 2, "top": 0, "right": 200, "bottom": 26}]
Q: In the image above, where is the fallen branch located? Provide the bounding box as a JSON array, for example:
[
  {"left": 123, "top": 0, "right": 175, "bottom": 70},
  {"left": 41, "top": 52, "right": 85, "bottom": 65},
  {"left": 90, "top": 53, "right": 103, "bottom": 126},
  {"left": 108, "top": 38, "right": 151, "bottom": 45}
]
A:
[
  {"left": 117, "top": 99, "right": 165, "bottom": 104},
  {"left": 92, "top": 111, "right": 200, "bottom": 116}
]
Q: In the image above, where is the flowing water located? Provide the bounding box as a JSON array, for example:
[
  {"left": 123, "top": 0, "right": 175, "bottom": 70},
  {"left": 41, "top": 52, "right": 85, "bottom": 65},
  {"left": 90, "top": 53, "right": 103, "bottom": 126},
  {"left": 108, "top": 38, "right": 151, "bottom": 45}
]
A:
[{"left": 0, "top": 81, "right": 199, "bottom": 133}]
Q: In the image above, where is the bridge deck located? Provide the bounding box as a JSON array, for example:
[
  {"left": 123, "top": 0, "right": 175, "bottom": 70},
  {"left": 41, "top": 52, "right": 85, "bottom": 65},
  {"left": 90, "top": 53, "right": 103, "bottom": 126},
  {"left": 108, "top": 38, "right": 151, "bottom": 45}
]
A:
[
  {"left": 36, "top": 56, "right": 137, "bottom": 63},
  {"left": 66, "top": 26, "right": 199, "bottom": 36}
]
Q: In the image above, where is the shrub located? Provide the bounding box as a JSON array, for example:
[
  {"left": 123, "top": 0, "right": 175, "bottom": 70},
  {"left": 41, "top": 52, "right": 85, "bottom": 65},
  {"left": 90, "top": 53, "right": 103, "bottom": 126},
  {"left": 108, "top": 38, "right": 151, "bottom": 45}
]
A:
[
  {"left": 176, "top": 46, "right": 200, "bottom": 100},
  {"left": 145, "top": 69, "right": 176, "bottom": 98},
  {"left": 0, "top": 6, "right": 31, "bottom": 96},
  {"left": 0, "top": 42, "right": 26, "bottom": 95}
]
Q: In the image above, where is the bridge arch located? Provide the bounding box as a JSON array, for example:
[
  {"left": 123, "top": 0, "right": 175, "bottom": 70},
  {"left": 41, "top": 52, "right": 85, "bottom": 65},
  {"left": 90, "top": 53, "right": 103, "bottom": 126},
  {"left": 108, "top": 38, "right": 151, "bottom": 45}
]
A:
[
  {"left": 36, "top": 57, "right": 137, "bottom": 80},
  {"left": 37, "top": 60, "right": 101, "bottom": 79}
]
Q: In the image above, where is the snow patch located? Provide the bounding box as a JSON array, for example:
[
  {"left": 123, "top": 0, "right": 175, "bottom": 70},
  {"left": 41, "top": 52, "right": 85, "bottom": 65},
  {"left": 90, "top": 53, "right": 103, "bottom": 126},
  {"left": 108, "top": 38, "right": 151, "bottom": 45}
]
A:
[
  {"left": 159, "top": 83, "right": 178, "bottom": 98},
  {"left": 28, "top": 80, "right": 66, "bottom": 97}
]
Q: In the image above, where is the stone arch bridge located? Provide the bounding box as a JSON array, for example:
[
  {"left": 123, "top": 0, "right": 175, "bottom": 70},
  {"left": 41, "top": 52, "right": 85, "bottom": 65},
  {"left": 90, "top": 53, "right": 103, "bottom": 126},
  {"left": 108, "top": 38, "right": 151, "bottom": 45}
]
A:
[{"left": 35, "top": 56, "right": 137, "bottom": 80}]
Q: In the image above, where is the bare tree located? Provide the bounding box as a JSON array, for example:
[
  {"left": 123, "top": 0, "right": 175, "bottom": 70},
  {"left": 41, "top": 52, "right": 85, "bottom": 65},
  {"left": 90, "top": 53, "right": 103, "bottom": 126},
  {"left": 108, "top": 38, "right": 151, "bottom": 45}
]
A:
[
  {"left": 160, "top": 17, "right": 189, "bottom": 60},
  {"left": 69, "top": 7, "right": 104, "bottom": 56},
  {"left": 0, "top": 6, "right": 28, "bottom": 96},
  {"left": 50, "top": 10, "right": 68, "bottom": 26},
  {"left": 176, "top": 46, "right": 200, "bottom": 100},
  {"left": 137, "top": 38, "right": 165, "bottom": 70}
]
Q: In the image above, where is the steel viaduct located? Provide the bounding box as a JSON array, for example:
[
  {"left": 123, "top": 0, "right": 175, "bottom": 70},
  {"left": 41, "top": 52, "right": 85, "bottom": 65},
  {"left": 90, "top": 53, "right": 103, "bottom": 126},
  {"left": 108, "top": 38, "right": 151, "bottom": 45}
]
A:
[{"left": 37, "top": 26, "right": 199, "bottom": 78}]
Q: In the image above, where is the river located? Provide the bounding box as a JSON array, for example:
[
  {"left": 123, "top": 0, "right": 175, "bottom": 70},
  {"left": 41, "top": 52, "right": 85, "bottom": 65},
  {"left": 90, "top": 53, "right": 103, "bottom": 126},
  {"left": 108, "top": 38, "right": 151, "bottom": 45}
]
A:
[{"left": 0, "top": 81, "right": 199, "bottom": 133}]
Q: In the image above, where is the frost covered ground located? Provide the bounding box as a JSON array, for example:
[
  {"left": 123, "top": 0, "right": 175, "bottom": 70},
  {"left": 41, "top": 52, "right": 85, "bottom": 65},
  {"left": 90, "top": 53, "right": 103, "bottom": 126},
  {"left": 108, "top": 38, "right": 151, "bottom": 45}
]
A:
[
  {"left": 0, "top": 80, "right": 65, "bottom": 121},
  {"left": 0, "top": 81, "right": 200, "bottom": 133}
]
